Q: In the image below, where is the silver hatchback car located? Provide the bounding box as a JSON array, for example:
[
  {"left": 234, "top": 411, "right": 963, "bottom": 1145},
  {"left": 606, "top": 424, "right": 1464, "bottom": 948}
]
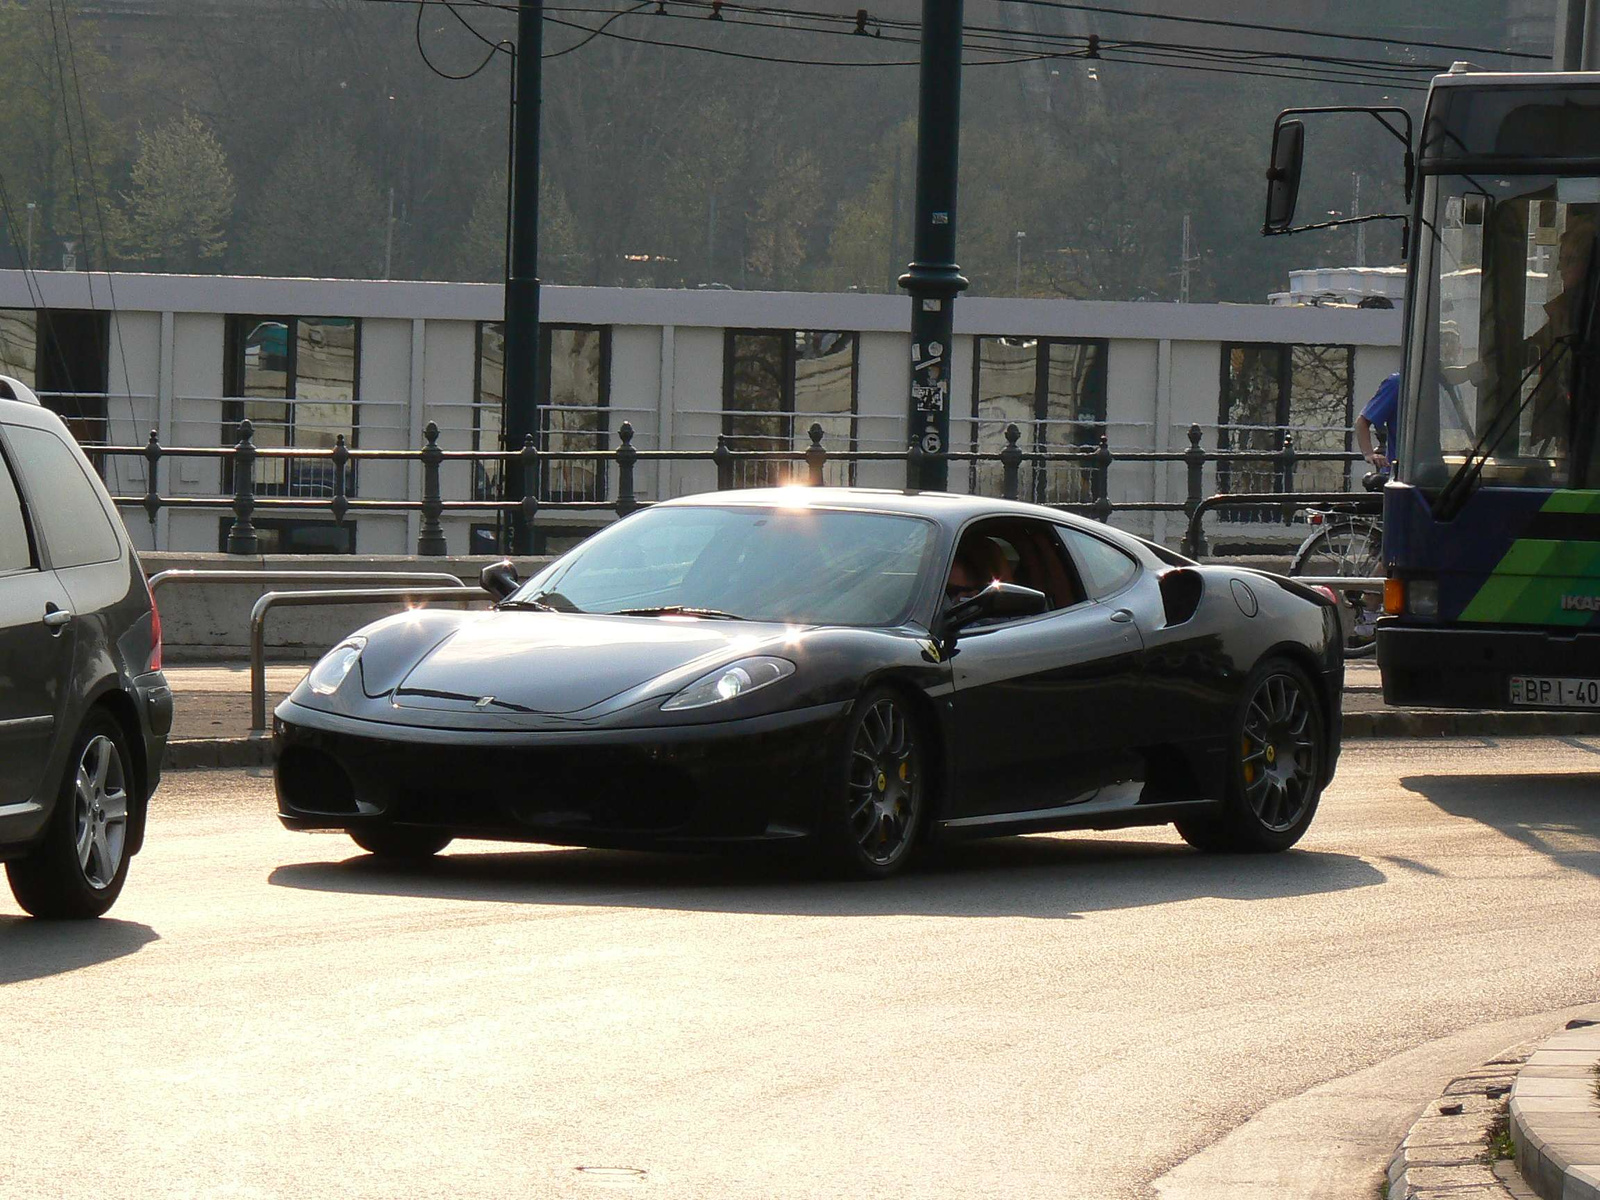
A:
[{"left": 0, "top": 384, "right": 170, "bottom": 918}]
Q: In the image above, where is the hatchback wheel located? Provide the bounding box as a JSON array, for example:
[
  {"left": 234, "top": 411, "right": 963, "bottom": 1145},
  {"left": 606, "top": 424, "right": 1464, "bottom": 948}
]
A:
[
  {"left": 7, "top": 711, "right": 135, "bottom": 919},
  {"left": 1176, "top": 658, "right": 1326, "bottom": 854}
]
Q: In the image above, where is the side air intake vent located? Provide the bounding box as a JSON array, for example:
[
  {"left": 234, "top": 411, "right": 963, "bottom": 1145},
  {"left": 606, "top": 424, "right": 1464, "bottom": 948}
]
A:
[{"left": 1159, "top": 568, "right": 1204, "bottom": 628}]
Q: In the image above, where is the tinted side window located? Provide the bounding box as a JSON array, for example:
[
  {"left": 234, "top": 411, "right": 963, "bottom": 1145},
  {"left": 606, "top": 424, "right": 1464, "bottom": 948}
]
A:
[
  {"left": 1060, "top": 528, "right": 1139, "bottom": 599},
  {"left": 6, "top": 425, "right": 121, "bottom": 568},
  {"left": 0, "top": 438, "right": 33, "bottom": 573}
]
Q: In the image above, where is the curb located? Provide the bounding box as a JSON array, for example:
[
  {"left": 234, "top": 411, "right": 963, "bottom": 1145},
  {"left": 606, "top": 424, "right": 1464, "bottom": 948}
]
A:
[
  {"left": 162, "top": 712, "right": 1600, "bottom": 771},
  {"left": 1344, "top": 711, "right": 1600, "bottom": 738},
  {"left": 1509, "top": 1020, "right": 1600, "bottom": 1200},
  {"left": 1386, "top": 1044, "right": 1533, "bottom": 1200},
  {"left": 166, "top": 738, "right": 274, "bottom": 769}
]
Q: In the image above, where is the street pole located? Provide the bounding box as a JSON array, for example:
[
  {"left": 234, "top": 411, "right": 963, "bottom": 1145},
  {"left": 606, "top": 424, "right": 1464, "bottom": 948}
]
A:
[
  {"left": 1014, "top": 230, "right": 1025, "bottom": 294},
  {"left": 1554, "top": 0, "right": 1600, "bottom": 70},
  {"left": 504, "top": 0, "right": 543, "bottom": 552},
  {"left": 898, "top": 0, "right": 967, "bottom": 491}
]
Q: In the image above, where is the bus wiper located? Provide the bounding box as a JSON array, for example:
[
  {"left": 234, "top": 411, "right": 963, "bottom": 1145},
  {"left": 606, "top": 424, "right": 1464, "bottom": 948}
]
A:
[
  {"left": 611, "top": 605, "right": 748, "bottom": 620},
  {"left": 1435, "top": 335, "right": 1572, "bottom": 521}
]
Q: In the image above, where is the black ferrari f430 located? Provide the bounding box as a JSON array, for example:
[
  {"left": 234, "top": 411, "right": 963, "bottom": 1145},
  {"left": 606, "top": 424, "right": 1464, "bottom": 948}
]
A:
[{"left": 274, "top": 489, "right": 1343, "bottom": 878}]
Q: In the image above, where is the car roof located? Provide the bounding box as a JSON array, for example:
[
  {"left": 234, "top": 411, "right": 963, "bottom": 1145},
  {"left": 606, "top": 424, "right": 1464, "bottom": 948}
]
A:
[{"left": 658, "top": 486, "right": 1141, "bottom": 540}]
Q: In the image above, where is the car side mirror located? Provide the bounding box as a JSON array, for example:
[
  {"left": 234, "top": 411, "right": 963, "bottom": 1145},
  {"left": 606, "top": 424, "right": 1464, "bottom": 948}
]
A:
[
  {"left": 1263, "top": 118, "right": 1305, "bottom": 234},
  {"left": 480, "top": 559, "right": 520, "bottom": 601},
  {"left": 945, "top": 581, "right": 1049, "bottom": 632}
]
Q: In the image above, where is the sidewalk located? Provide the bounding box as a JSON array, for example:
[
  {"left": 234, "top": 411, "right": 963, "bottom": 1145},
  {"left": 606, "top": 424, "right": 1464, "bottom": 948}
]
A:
[{"left": 1387, "top": 1014, "right": 1600, "bottom": 1200}]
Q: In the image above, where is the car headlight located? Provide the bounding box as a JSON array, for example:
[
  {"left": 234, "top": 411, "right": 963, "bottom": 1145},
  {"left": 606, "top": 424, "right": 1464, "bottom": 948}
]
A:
[
  {"left": 660, "top": 656, "right": 795, "bottom": 711},
  {"left": 306, "top": 636, "right": 367, "bottom": 696}
]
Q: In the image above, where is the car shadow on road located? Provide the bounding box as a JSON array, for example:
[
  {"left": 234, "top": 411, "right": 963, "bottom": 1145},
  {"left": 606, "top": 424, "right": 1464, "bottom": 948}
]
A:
[
  {"left": 1404, "top": 769, "right": 1600, "bottom": 878},
  {"left": 268, "top": 833, "right": 1383, "bottom": 919},
  {"left": 0, "top": 917, "right": 158, "bottom": 984}
]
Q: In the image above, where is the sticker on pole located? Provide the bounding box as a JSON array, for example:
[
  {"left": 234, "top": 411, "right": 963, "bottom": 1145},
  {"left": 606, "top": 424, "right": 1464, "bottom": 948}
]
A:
[
  {"left": 928, "top": 341, "right": 943, "bottom": 357},
  {"left": 922, "top": 298, "right": 942, "bottom": 312},
  {"left": 920, "top": 431, "right": 943, "bottom": 454}
]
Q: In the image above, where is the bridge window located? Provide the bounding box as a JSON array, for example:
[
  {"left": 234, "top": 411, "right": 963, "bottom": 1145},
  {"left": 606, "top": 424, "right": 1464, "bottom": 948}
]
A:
[
  {"left": 722, "top": 329, "right": 856, "bottom": 487},
  {"left": 971, "top": 337, "right": 1107, "bottom": 503},
  {"left": 1218, "top": 343, "right": 1353, "bottom": 503},
  {"left": 224, "top": 315, "right": 359, "bottom": 498},
  {"left": 473, "top": 323, "right": 611, "bottom": 506}
]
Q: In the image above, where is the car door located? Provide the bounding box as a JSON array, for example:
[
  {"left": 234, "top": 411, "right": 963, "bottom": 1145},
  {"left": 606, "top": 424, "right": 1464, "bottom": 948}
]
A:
[
  {"left": 0, "top": 427, "right": 75, "bottom": 813},
  {"left": 946, "top": 519, "right": 1144, "bottom": 818}
]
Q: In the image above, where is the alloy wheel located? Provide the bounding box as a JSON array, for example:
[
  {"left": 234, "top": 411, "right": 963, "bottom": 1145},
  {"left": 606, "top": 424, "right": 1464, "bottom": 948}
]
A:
[
  {"left": 1240, "top": 674, "right": 1319, "bottom": 833},
  {"left": 845, "top": 697, "right": 922, "bottom": 867},
  {"left": 73, "top": 734, "right": 128, "bottom": 890}
]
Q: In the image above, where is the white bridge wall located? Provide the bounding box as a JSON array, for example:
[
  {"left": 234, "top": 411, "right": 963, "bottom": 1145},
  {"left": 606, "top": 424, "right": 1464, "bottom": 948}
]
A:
[{"left": 0, "top": 271, "right": 1402, "bottom": 553}]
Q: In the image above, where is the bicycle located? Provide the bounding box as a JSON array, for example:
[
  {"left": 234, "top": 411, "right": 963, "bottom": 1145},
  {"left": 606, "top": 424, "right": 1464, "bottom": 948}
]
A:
[{"left": 1288, "top": 470, "right": 1386, "bottom": 658}]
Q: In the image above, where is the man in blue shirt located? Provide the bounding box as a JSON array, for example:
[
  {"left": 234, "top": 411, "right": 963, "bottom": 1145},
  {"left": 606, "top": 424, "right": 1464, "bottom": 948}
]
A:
[{"left": 1356, "top": 372, "right": 1399, "bottom": 474}]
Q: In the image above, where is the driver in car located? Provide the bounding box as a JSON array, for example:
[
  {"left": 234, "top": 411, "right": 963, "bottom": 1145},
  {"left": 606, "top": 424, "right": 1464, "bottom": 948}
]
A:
[{"left": 945, "top": 536, "right": 1011, "bottom": 604}]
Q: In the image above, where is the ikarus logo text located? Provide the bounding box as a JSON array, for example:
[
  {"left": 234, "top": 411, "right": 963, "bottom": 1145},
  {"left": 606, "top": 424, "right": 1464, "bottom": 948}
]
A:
[{"left": 1560, "top": 594, "right": 1600, "bottom": 612}]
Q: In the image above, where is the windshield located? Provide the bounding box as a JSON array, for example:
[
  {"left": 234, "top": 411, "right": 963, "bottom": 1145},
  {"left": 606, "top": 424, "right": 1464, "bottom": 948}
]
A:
[
  {"left": 510, "top": 504, "right": 939, "bottom": 626},
  {"left": 1405, "top": 172, "right": 1600, "bottom": 490}
]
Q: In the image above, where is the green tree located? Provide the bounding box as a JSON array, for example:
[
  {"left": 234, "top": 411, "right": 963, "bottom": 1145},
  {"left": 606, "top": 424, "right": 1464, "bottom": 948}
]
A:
[
  {"left": 459, "top": 168, "right": 585, "bottom": 284},
  {"left": 238, "top": 125, "right": 385, "bottom": 278},
  {"left": 115, "top": 111, "right": 234, "bottom": 272},
  {"left": 0, "top": 0, "right": 116, "bottom": 270}
]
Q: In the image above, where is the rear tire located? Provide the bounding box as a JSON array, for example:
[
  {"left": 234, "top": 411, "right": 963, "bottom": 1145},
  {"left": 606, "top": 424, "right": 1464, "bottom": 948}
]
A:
[
  {"left": 1175, "top": 657, "right": 1326, "bottom": 854},
  {"left": 1290, "top": 521, "right": 1382, "bottom": 658},
  {"left": 7, "top": 711, "right": 136, "bottom": 919},
  {"left": 815, "top": 687, "right": 927, "bottom": 880},
  {"left": 349, "top": 827, "right": 453, "bottom": 861}
]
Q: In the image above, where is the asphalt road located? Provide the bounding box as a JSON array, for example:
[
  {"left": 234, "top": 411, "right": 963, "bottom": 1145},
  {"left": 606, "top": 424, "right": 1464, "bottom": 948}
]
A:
[{"left": 4, "top": 740, "right": 1600, "bottom": 1200}]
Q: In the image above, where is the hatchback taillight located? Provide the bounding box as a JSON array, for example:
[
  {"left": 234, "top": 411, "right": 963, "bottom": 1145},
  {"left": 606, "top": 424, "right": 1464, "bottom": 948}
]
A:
[{"left": 145, "top": 576, "right": 162, "bottom": 672}]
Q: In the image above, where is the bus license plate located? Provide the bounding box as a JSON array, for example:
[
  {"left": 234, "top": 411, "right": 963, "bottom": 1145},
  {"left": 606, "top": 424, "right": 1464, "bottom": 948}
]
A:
[{"left": 1510, "top": 676, "right": 1600, "bottom": 707}]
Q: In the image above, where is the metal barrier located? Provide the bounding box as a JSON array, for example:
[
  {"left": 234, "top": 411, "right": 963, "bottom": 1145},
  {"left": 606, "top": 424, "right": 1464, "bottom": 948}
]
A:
[
  {"left": 92, "top": 420, "right": 1364, "bottom": 556},
  {"left": 248, "top": 586, "right": 492, "bottom": 736},
  {"left": 1182, "top": 491, "right": 1383, "bottom": 558},
  {"left": 148, "top": 568, "right": 470, "bottom": 597}
]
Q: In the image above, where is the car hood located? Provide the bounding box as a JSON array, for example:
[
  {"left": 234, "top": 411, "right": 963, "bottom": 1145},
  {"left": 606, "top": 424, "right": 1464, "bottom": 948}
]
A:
[{"left": 390, "top": 611, "right": 789, "bottom": 716}]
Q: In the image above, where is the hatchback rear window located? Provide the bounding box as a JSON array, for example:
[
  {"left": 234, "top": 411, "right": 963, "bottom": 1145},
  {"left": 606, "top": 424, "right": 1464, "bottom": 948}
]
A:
[{"left": 5, "top": 425, "right": 121, "bottom": 568}]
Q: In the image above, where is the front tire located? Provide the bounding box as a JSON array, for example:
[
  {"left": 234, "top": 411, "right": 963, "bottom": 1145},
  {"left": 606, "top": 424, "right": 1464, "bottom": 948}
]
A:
[
  {"left": 816, "top": 688, "right": 927, "bottom": 879},
  {"left": 1176, "top": 658, "right": 1326, "bottom": 854},
  {"left": 7, "top": 711, "right": 136, "bottom": 919},
  {"left": 349, "top": 827, "right": 453, "bottom": 861}
]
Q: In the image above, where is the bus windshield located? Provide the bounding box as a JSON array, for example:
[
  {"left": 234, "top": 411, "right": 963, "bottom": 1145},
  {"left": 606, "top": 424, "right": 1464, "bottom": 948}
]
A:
[{"left": 1404, "top": 172, "right": 1600, "bottom": 493}]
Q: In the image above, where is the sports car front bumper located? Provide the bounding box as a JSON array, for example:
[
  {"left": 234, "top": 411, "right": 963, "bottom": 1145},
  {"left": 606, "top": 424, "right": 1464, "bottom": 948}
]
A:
[{"left": 273, "top": 699, "right": 852, "bottom": 849}]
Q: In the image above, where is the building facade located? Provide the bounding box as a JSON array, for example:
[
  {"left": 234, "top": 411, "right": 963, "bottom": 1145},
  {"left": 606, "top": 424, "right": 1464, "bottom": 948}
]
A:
[{"left": 0, "top": 270, "right": 1402, "bottom": 553}]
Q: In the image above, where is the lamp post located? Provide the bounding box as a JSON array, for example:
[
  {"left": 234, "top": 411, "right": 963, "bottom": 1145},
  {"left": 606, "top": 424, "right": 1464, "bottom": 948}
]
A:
[
  {"left": 898, "top": 0, "right": 967, "bottom": 491},
  {"left": 1014, "top": 230, "right": 1026, "bottom": 294},
  {"left": 25, "top": 202, "right": 35, "bottom": 266},
  {"left": 503, "top": 0, "right": 544, "bottom": 552}
]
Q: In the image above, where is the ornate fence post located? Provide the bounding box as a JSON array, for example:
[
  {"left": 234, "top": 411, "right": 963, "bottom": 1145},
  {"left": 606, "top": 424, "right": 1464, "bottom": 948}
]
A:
[
  {"left": 519, "top": 433, "right": 539, "bottom": 552},
  {"left": 905, "top": 437, "right": 925, "bottom": 490},
  {"left": 1091, "top": 435, "right": 1114, "bottom": 522},
  {"left": 226, "top": 418, "right": 258, "bottom": 555},
  {"left": 713, "top": 434, "right": 734, "bottom": 491},
  {"left": 416, "top": 421, "right": 447, "bottom": 556},
  {"left": 141, "top": 429, "right": 162, "bottom": 534},
  {"left": 1000, "top": 423, "right": 1023, "bottom": 500},
  {"left": 805, "top": 423, "right": 827, "bottom": 487},
  {"left": 1181, "top": 424, "right": 1209, "bottom": 559},
  {"left": 330, "top": 434, "right": 351, "bottom": 529},
  {"left": 615, "top": 422, "right": 638, "bottom": 516},
  {"left": 1278, "top": 431, "right": 1298, "bottom": 525}
]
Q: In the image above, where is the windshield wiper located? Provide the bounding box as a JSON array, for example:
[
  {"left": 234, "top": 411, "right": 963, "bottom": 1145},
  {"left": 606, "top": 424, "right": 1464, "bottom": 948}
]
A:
[
  {"left": 610, "top": 605, "right": 748, "bottom": 620},
  {"left": 498, "top": 591, "right": 582, "bottom": 613},
  {"left": 1435, "top": 335, "right": 1573, "bottom": 520}
]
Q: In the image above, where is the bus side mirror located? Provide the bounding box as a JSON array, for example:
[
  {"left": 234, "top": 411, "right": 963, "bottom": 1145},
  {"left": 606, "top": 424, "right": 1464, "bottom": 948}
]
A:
[{"left": 1264, "top": 119, "right": 1305, "bottom": 234}]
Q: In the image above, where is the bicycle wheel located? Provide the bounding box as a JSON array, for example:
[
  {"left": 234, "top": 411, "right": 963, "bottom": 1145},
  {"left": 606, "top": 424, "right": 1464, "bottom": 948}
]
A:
[{"left": 1291, "top": 519, "right": 1383, "bottom": 657}]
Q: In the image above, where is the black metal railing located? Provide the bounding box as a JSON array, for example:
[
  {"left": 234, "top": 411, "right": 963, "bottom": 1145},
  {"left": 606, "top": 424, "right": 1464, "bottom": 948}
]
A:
[{"left": 86, "top": 418, "right": 1363, "bottom": 556}]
